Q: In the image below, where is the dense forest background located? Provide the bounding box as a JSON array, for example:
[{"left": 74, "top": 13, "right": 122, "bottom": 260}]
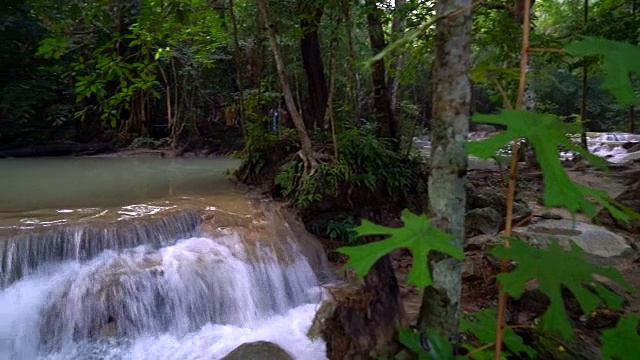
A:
[{"left": 1, "top": 0, "right": 638, "bottom": 150}]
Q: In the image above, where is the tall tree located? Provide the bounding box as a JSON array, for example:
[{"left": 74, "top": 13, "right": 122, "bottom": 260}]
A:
[
  {"left": 257, "top": 0, "right": 318, "bottom": 173},
  {"left": 299, "top": 0, "right": 328, "bottom": 130},
  {"left": 389, "top": 0, "right": 406, "bottom": 113},
  {"left": 365, "top": 0, "right": 399, "bottom": 147},
  {"left": 417, "top": 0, "right": 472, "bottom": 340}
]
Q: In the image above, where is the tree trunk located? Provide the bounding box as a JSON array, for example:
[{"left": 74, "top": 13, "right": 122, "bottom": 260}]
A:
[
  {"left": 257, "top": 0, "right": 317, "bottom": 173},
  {"left": 389, "top": 0, "right": 406, "bottom": 113},
  {"left": 229, "top": 0, "right": 247, "bottom": 140},
  {"left": 311, "top": 256, "right": 406, "bottom": 360},
  {"left": 417, "top": 0, "right": 472, "bottom": 342},
  {"left": 365, "top": 0, "right": 399, "bottom": 148},
  {"left": 341, "top": 0, "right": 360, "bottom": 122},
  {"left": 299, "top": 0, "right": 328, "bottom": 130},
  {"left": 580, "top": 0, "right": 589, "bottom": 148},
  {"left": 629, "top": 0, "right": 637, "bottom": 134}
]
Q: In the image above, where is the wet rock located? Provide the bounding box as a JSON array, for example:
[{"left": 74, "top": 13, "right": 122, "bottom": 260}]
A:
[
  {"left": 221, "top": 341, "right": 294, "bottom": 360},
  {"left": 511, "top": 219, "right": 636, "bottom": 266},
  {"left": 623, "top": 142, "right": 640, "bottom": 152},
  {"left": 594, "top": 180, "right": 640, "bottom": 234},
  {"left": 465, "top": 208, "right": 502, "bottom": 237},
  {"left": 98, "top": 321, "right": 118, "bottom": 338},
  {"left": 620, "top": 151, "right": 640, "bottom": 164}
]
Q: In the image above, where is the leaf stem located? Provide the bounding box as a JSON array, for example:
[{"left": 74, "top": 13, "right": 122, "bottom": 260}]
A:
[
  {"left": 494, "top": 0, "right": 532, "bottom": 358},
  {"left": 466, "top": 342, "right": 496, "bottom": 357},
  {"left": 528, "top": 47, "right": 565, "bottom": 53}
]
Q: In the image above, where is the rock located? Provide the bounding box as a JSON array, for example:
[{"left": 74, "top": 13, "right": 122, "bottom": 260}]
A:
[
  {"left": 467, "top": 184, "right": 506, "bottom": 213},
  {"left": 511, "top": 219, "right": 636, "bottom": 266},
  {"left": 464, "top": 234, "right": 501, "bottom": 252},
  {"left": 623, "top": 142, "right": 640, "bottom": 152},
  {"left": 476, "top": 124, "right": 498, "bottom": 133},
  {"left": 221, "top": 341, "right": 294, "bottom": 360},
  {"left": 98, "top": 321, "right": 118, "bottom": 338},
  {"left": 308, "top": 256, "right": 406, "bottom": 360},
  {"left": 512, "top": 202, "right": 533, "bottom": 225},
  {"left": 536, "top": 211, "right": 563, "bottom": 220},
  {"left": 594, "top": 180, "right": 640, "bottom": 234},
  {"left": 465, "top": 208, "right": 502, "bottom": 237},
  {"left": 619, "top": 151, "right": 640, "bottom": 164}
]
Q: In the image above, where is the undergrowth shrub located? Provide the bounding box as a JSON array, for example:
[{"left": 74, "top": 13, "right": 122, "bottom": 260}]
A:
[{"left": 274, "top": 123, "right": 427, "bottom": 210}]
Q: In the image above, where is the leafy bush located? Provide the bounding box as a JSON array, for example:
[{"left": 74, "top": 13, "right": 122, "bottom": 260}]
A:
[{"left": 274, "top": 124, "right": 427, "bottom": 209}]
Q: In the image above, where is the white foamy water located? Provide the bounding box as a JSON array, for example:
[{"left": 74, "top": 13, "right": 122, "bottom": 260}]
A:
[{"left": 0, "top": 235, "right": 328, "bottom": 360}]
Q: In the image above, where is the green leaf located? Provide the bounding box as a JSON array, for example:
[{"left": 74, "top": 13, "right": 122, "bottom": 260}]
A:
[
  {"left": 601, "top": 315, "right": 640, "bottom": 360},
  {"left": 469, "top": 110, "right": 608, "bottom": 217},
  {"left": 565, "top": 37, "right": 640, "bottom": 106},
  {"left": 336, "top": 210, "right": 464, "bottom": 287},
  {"left": 470, "top": 65, "right": 519, "bottom": 85},
  {"left": 460, "top": 308, "right": 536, "bottom": 359},
  {"left": 491, "top": 238, "right": 631, "bottom": 339},
  {"left": 398, "top": 327, "right": 466, "bottom": 360}
]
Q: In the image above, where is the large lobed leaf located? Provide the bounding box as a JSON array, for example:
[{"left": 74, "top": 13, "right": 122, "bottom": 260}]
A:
[
  {"left": 336, "top": 210, "right": 464, "bottom": 288},
  {"left": 467, "top": 110, "right": 626, "bottom": 219},
  {"left": 397, "top": 327, "right": 466, "bottom": 360},
  {"left": 565, "top": 37, "right": 640, "bottom": 107},
  {"left": 601, "top": 314, "right": 640, "bottom": 360},
  {"left": 460, "top": 308, "right": 536, "bottom": 359},
  {"left": 491, "top": 238, "right": 632, "bottom": 340}
]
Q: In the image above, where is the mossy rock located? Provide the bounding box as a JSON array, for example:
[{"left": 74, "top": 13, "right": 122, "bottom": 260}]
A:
[{"left": 221, "top": 341, "right": 294, "bottom": 360}]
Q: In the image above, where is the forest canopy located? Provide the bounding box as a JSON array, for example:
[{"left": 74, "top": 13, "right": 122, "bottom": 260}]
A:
[{"left": 1, "top": 0, "right": 638, "bottom": 148}]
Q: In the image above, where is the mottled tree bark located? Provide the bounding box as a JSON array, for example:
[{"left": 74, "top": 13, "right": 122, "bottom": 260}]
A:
[
  {"left": 365, "top": 0, "right": 399, "bottom": 148},
  {"left": 389, "top": 0, "right": 406, "bottom": 113},
  {"left": 299, "top": 0, "right": 328, "bottom": 130},
  {"left": 417, "top": 0, "right": 472, "bottom": 341}
]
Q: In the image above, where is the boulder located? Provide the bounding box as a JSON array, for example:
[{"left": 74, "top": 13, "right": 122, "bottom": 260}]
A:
[
  {"left": 623, "top": 142, "right": 640, "bottom": 152},
  {"left": 619, "top": 151, "right": 640, "bottom": 164},
  {"left": 221, "top": 341, "right": 294, "bottom": 360},
  {"left": 465, "top": 208, "right": 502, "bottom": 237},
  {"left": 464, "top": 234, "right": 501, "bottom": 252},
  {"left": 594, "top": 180, "right": 640, "bottom": 234},
  {"left": 511, "top": 219, "right": 636, "bottom": 266},
  {"left": 466, "top": 183, "right": 506, "bottom": 213}
]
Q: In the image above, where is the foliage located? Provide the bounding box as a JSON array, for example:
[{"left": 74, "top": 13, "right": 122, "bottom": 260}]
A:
[
  {"left": 565, "top": 37, "right": 640, "bottom": 107},
  {"left": 396, "top": 327, "right": 466, "bottom": 360},
  {"left": 601, "top": 314, "right": 640, "bottom": 360},
  {"left": 468, "top": 110, "right": 618, "bottom": 218},
  {"left": 274, "top": 125, "right": 426, "bottom": 209},
  {"left": 337, "top": 210, "right": 463, "bottom": 288},
  {"left": 326, "top": 216, "right": 359, "bottom": 245},
  {"left": 460, "top": 308, "right": 536, "bottom": 359},
  {"left": 337, "top": 26, "right": 640, "bottom": 360},
  {"left": 492, "top": 238, "right": 630, "bottom": 339}
]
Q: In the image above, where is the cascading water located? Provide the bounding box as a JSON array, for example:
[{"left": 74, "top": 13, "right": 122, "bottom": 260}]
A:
[
  {"left": 0, "top": 227, "right": 327, "bottom": 359},
  {"left": 0, "top": 157, "right": 329, "bottom": 360},
  {"left": 0, "top": 209, "right": 201, "bottom": 287}
]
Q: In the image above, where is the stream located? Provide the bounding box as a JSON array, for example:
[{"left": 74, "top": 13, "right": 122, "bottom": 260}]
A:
[{"left": 0, "top": 157, "right": 328, "bottom": 359}]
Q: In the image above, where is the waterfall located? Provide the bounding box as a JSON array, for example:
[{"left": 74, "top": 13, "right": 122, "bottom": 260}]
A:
[
  {"left": 0, "top": 211, "right": 328, "bottom": 360},
  {"left": 0, "top": 210, "right": 202, "bottom": 287}
]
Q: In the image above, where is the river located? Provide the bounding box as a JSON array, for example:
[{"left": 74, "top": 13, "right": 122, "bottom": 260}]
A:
[{"left": 0, "top": 157, "right": 328, "bottom": 359}]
